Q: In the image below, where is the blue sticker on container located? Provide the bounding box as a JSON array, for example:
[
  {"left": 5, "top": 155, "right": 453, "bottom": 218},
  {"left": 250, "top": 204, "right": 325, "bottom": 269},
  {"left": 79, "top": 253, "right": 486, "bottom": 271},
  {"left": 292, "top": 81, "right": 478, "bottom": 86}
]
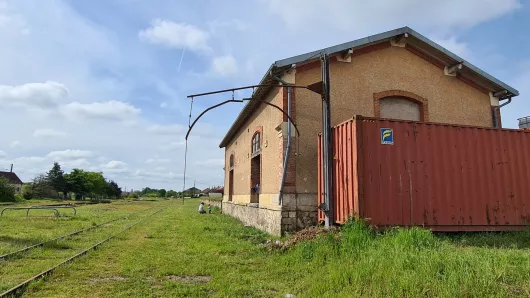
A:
[{"left": 381, "top": 128, "right": 393, "bottom": 145}]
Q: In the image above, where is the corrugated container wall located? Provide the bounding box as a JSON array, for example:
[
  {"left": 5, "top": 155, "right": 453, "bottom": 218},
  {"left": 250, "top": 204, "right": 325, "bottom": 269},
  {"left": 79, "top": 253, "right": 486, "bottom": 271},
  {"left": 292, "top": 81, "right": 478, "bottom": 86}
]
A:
[{"left": 318, "top": 116, "right": 530, "bottom": 231}]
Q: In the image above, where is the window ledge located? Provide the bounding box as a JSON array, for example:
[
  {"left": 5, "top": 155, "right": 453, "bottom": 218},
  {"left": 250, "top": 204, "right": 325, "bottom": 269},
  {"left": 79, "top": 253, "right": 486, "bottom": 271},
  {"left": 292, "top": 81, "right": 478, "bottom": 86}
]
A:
[{"left": 248, "top": 203, "right": 259, "bottom": 208}]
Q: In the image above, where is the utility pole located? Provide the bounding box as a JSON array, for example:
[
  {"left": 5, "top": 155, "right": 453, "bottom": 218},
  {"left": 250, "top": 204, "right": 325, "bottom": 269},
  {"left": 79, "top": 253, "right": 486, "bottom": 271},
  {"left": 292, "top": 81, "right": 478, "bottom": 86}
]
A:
[{"left": 321, "top": 53, "right": 334, "bottom": 227}]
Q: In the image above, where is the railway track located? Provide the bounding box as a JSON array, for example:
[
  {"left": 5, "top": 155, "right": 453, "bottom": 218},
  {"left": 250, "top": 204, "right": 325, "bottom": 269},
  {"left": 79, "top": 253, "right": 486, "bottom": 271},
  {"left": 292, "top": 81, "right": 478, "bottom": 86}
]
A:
[
  {"left": 0, "top": 207, "right": 152, "bottom": 260},
  {"left": 0, "top": 207, "right": 165, "bottom": 298}
]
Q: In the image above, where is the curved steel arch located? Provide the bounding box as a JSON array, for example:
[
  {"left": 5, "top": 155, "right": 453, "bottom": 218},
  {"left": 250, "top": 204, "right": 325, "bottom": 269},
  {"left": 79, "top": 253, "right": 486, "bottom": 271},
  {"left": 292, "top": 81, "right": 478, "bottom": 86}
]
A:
[
  {"left": 185, "top": 99, "right": 243, "bottom": 140},
  {"left": 185, "top": 98, "right": 300, "bottom": 140}
]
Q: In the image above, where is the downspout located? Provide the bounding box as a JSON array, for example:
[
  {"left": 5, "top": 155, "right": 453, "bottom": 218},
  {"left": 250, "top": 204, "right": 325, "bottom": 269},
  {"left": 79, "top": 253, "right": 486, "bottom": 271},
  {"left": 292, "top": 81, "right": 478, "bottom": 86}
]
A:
[
  {"left": 493, "top": 97, "right": 512, "bottom": 128},
  {"left": 278, "top": 86, "right": 292, "bottom": 205}
]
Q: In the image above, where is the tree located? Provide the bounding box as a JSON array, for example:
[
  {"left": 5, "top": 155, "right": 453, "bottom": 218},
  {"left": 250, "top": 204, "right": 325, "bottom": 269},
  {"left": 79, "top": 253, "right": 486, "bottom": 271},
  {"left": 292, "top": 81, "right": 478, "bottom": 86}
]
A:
[
  {"left": 167, "top": 190, "right": 177, "bottom": 198},
  {"left": 47, "top": 162, "right": 67, "bottom": 199},
  {"left": 0, "top": 177, "right": 15, "bottom": 202},
  {"left": 158, "top": 189, "right": 166, "bottom": 198},
  {"left": 86, "top": 172, "right": 106, "bottom": 199},
  {"left": 141, "top": 187, "right": 152, "bottom": 196},
  {"left": 105, "top": 180, "right": 122, "bottom": 199},
  {"left": 29, "top": 174, "right": 56, "bottom": 199},
  {"left": 65, "top": 169, "right": 92, "bottom": 200}
]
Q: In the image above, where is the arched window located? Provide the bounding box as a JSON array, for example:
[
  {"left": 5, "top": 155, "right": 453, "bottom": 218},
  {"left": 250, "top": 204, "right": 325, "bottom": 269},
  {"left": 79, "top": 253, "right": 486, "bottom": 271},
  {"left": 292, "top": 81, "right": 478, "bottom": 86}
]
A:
[
  {"left": 229, "top": 154, "right": 234, "bottom": 170},
  {"left": 374, "top": 90, "right": 428, "bottom": 122},
  {"left": 380, "top": 97, "right": 420, "bottom": 121},
  {"left": 251, "top": 132, "right": 261, "bottom": 155}
]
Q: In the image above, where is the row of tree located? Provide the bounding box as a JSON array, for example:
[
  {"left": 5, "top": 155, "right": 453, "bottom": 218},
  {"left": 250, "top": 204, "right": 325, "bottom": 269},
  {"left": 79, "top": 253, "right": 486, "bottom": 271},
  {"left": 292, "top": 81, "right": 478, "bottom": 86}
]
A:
[
  {"left": 25, "top": 162, "right": 122, "bottom": 200},
  {"left": 130, "top": 187, "right": 179, "bottom": 198}
]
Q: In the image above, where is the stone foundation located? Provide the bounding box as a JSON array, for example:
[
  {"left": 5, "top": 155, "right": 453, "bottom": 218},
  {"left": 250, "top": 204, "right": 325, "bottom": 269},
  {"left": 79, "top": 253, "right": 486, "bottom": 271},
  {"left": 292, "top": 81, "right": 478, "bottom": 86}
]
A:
[
  {"left": 222, "top": 202, "right": 283, "bottom": 235},
  {"left": 222, "top": 193, "right": 319, "bottom": 236},
  {"left": 281, "top": 193, "right": 319, "bottom": 234}
]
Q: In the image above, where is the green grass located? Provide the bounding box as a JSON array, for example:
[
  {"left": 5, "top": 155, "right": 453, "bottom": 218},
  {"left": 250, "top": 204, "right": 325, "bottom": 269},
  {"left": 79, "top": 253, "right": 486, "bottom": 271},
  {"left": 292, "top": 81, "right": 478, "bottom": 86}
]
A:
[{"left": 1, "top": 199, "right": 530, "bottom": 297}]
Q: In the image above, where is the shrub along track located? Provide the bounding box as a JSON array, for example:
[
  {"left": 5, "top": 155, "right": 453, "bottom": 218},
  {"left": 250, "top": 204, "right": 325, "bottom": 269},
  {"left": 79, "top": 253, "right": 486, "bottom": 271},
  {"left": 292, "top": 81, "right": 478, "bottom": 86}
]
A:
[{"left": 0, "top": 207, "right": 165, "bottom": 298}]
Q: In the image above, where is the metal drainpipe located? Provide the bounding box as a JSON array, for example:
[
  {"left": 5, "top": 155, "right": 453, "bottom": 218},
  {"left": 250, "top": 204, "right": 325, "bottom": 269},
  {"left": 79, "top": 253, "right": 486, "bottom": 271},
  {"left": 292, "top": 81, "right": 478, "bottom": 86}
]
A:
[
  {"left": 278, "top": 86, "right": 292, "bottom": 205},
  {"left": 493, "top": 97, "right": 512, "bottom": 128}
]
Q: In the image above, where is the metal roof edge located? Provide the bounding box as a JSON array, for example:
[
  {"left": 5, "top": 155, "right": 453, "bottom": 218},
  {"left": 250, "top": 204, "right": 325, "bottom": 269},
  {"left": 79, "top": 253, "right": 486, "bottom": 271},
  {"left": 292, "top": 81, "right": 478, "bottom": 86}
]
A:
[
  {"left": 274, "top": 27, "right": 409, "bottom": 68},
  {"left": 275, "top": 26, "right": 518, "bottom": 97}
]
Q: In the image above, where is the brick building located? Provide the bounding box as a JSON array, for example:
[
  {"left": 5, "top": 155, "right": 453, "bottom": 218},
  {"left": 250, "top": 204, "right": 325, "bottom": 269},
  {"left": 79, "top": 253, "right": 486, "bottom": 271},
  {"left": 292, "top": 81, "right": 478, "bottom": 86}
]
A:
[{"left": 219, "top": 27, "right": 519, "bottom": 235}]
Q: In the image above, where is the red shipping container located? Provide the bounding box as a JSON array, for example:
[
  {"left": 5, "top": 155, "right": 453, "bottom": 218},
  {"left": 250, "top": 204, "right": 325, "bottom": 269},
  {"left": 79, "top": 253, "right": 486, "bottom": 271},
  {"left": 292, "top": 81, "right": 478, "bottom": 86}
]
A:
[{"left": 318, "top": 116, "right": 530, "bottom": 231}]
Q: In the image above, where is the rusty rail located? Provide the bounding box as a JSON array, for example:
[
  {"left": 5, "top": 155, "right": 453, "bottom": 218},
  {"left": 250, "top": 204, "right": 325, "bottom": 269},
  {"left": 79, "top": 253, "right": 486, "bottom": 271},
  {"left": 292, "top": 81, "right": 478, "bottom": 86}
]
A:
[
  {"left": 0, "top": 207, "right": 151, "bottom": 260},
  {"left": 0, "top": 208, "right": 165, "bottom": 298}
]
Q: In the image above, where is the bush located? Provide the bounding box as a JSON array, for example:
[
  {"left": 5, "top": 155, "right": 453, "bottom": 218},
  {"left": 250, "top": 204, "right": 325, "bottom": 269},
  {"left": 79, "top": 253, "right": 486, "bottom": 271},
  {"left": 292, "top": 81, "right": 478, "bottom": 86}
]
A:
[
  {"left": 14, "top": 194, "right": 25, "bottom": 202},
  {"left": 23, "top": 190, "right": 35, "bottom": 200},
  {"left": 0, "top": 177, "right": 16, "bottom": 202},
  {"left": 129, "top": 193, "right": 139, "bottom": 199}
]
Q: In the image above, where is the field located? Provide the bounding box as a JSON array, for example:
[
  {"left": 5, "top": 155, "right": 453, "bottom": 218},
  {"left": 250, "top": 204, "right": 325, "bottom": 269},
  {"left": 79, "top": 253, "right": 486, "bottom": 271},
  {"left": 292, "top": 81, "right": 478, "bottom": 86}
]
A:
[{"left": 1, "top": 199, "right": 530, "bottom": 297}]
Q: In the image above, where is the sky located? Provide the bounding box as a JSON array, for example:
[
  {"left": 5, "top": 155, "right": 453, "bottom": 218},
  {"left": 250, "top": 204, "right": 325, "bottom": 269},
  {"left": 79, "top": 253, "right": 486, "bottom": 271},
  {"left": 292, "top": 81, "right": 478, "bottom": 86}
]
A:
[{"left": 0, "top": 0, "right": 528, "bottom": 191}]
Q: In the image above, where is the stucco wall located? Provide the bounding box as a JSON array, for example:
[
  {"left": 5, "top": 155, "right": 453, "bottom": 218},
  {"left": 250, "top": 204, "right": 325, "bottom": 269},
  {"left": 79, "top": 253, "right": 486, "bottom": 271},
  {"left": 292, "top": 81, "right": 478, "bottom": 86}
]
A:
[
  {"left": 295, "top": 44, "right": 493, "bottom": 194},
  {"left": 223, "top": 87, "right": 284, "bottom": 207},
  {"left": 11, "top": 183, "right": 22, "bottom": 193}
]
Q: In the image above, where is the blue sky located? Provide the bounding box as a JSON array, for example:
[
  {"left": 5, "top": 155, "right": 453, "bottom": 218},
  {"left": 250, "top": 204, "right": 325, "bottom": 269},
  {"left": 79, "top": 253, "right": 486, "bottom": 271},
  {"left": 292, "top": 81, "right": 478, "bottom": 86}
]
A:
[{"left": 0, "top": 0, "right": 528, "bottom": 191}]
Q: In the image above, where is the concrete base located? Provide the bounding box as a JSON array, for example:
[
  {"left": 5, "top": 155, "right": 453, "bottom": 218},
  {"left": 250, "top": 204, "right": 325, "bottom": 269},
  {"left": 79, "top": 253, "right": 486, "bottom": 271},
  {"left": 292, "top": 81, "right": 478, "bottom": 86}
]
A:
[
  {"left": 221, "top": 193, "right": 319, "bottom": 236},
  {"left": 222, "top": 202, "right": 283, "bottom": 235}
]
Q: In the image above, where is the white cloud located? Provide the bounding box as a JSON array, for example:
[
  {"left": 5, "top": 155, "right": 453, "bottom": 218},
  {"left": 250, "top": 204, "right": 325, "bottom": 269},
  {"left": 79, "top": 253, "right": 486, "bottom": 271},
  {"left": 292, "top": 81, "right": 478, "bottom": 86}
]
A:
[
  {"left": 33, "top": 128, "right": 68, "bottom": 138},
  {"left": 0, "top": 81, "right": 68, "bottom": 108},
  {"left": 264, "top": 0, "right": 521, "bottom": 32},
  {"left": 0, "top": 150, "right": 6, "bottom": 158},
  {"left": 61, "top": 100, "right": 141, "bottom": 121},
  {"left": 103, "top": 160, "right": 127, "bottom": 169},
  {"left": 100, "top": 160, "right": 129, "bottom": 174},
  {"left": 47, "top": 149, "right": 92, "bottom": 160},
  {"left": 212, "top": 55, "right": 238, "bottom": 76},
  {"left": 147, "top": 124, "right": 185, "bottom": 135},
  {"left": 139, "top": 19, "right": 210, "bottom": 52},
  {"left": 0, "top": 1, "right": 224, "bottom": 190}
]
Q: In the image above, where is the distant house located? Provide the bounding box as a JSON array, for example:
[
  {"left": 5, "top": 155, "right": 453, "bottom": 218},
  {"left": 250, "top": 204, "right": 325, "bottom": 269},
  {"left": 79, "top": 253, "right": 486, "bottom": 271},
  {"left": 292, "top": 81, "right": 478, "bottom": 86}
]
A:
[
  {"left": 202, "top": 186, "right": 224, "bottom": 198},
  {"left": 209, "top": 186, "right": 224, "bottom": 198},
  {"left": 0, "top": 171, "right": 23, "bottom": 193},
  {"left": 184, "top": 187, "right": 201, "bottom": 197}
]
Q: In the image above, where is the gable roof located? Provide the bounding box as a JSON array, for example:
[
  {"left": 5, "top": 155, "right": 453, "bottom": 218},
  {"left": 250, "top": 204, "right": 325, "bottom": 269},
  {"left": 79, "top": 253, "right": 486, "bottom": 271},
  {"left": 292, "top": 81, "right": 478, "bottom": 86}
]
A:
[
  {"left": 184, "top": 187, "right": 201, "bottom": 193},
  {"left": 219, "top": 26, "right": 519, "bottom": 148},
  {"left": 0, "top": 171, "right": 23, "bottom": 184}
]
